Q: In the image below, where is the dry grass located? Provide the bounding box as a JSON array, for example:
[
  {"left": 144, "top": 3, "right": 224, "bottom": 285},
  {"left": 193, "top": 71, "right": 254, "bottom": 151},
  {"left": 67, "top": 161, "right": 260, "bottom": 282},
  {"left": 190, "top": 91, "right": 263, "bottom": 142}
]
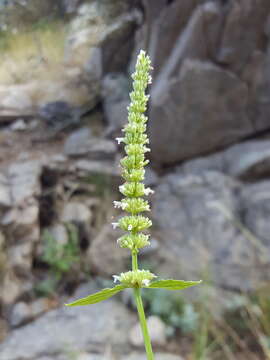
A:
[{"left": 0, "top": 21, "right": 66, "bottom": 85}]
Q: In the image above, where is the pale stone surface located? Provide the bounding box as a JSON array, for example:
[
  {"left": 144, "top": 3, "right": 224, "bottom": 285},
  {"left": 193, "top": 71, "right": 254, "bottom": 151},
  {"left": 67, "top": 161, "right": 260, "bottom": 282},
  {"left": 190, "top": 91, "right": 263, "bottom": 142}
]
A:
[
  {"left": 129, "top": 316, "right": 167, "bottom": 347},
  {"left": 0, "top": 293, "right": 135, "bottom": 360},
  {"left": 61, "top": 202, "right": 92, "bottom": 224}
]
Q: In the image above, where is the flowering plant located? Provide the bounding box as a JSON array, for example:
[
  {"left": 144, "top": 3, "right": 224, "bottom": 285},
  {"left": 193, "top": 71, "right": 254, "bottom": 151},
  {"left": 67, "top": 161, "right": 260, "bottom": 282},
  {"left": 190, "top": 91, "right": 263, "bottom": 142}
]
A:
[{"left": 66, "top": 50, "right": 201, "bottom": 360}]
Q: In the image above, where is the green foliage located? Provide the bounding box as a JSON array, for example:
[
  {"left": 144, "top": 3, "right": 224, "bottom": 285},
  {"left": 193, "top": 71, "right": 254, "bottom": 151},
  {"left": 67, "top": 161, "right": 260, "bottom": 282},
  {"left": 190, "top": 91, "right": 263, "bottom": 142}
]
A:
[
  {"left": 66, "top": 285, "right": 126, "bottom": 307},
  {"left": 36, "top": 223, "right": 80, "bottom": 296},
  {"left": 42, "top": 224, "right": 80, "bottom": 275},
  {"left": 142, "top": 289, "right": 199, "bottom": 335},
  {"left": 148, "top": 279, "right": 202, "bottom": 290}
]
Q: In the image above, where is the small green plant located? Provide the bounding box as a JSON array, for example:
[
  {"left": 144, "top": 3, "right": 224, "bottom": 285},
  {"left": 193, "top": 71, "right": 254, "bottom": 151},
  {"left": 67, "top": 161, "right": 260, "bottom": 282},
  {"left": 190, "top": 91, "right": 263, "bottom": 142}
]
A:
[
  {"left": 66, "top": 50, "right": 201, "bottom": 359},
  {"left": 36, "top": 223, "right": 80, "bottom": 295}
]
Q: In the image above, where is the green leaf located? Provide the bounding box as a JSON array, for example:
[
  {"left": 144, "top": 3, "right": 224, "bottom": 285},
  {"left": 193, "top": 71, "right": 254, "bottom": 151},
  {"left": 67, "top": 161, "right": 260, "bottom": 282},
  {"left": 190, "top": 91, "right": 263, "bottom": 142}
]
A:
[
  {"left": 147, "top": 279, "right": 202, "bottom": 290},
  {"left": 65, "top": 285, "right": 126, "bottom": 307}
]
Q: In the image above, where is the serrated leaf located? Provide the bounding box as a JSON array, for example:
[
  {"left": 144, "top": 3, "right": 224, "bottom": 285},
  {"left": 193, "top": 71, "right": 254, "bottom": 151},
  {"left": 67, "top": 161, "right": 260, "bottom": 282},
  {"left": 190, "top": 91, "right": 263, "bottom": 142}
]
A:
[
  {"left": 146, "top": 279, "right": 202, "bottom": 290},
  {"left": 65, "top": 285, "right": 126, "bottom": 307}
]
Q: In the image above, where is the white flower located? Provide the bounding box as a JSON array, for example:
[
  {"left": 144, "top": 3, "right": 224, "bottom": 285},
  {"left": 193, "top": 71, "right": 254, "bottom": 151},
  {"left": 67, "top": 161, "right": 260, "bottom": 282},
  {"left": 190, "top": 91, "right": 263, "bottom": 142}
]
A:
[
  {"left": 148, "top": 76, "right": 152, "bottom": 84},
  {"left": 144, "top": 146, "right": 151, "bottom": 152},
  {"left": 142, "top": 279, "right": 150, "bottom": 286},
  {"left": 144, "top": 187, "right": 154, "bottom": 196},
  {"left": 119, "top": 185, "right": 125, "bottom": 192},
  {"left": 113, "top": 275, "right": 120, "bottom": 283},
  {"left": 127, "top": 224, "right": 133, "bottom": 231},
  {"left": 113, "top": 201, "right": 122, "bottom": 209},
  {"left": 112, "top": 222, "right": 119, "bottom": 229},
  {"left": 121, "top": 202, "right": 128, "bottom": 210},
  {"left": 116, "top": 137, "right": 124, "bottom": 144}
]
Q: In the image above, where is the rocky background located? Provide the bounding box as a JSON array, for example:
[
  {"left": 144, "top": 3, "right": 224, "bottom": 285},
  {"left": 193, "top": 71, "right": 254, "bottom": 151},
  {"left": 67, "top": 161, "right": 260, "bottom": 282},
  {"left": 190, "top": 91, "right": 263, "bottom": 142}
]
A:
[{"left": 0, "top": 0, "right": 270, "bottom": 359}]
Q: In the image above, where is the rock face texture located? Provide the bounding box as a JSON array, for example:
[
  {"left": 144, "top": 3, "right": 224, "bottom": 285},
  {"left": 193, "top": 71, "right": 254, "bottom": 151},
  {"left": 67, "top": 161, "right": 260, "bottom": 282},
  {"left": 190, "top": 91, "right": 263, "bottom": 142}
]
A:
[
  {"left": 1, "top": 0, "right": 270, "bottom": 359},
  {"left": 152, "top": 166, "right": 270, "bottom": 291},
  {"left": 0, "top": 283, "right": 135, "bottom": 360},
  {"left": 145, "top": 0, "right": 270, "bottom": 165}
]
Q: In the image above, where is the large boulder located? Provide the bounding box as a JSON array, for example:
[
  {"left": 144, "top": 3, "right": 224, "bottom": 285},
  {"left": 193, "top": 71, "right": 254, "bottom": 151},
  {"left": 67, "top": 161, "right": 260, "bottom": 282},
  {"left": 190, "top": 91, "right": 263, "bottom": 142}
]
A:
[
  {"left": 142, "top": 0, "right": 270, "bottom": 165},
  {"left": 152, "top": 170, "right": 270, "bottom": 291},
  {"left": 0, "top": 282, "right": 136, "bottom": 360},
  {"left": 149, "top": 59, "right": 251, "bottom": 165}
]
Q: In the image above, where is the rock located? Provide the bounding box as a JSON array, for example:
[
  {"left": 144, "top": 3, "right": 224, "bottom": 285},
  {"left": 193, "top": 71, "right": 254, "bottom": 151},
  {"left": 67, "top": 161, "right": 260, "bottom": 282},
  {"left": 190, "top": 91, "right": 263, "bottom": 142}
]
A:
[
  {"left": 64, "top": 131, "right": 117, "bottom": 159},
  {"left": 10, "top": 119, "right": 27, "bottom": 131},
  {"left": 129, "top": 316, "right": 167, "bottom": 347},
  {"left": 0, "top": 270, "right": 26, "bottom": 306},
  {"left": 0, "top": 174, "right": 11, "bottom": 207},
  {"left": 178, "top": 139, "right": 270, "bottom": 181},
  {"left": 0, "top": 86, "right": 33, "bottom": 117},
  {"left": 124, "top": 353, "right": 183, "bottom": 360},
  {"left": 101, "top": 72, "right": 130, "bottom": 134},
  {"left": 75, "top": 159, "right": 120, "bottom": 177},
  {"left": 66, "top": 0, "right": 139, "bottom": 72},
  {"left": 61, "top": 202, "right": 92, "bottom": 224},
  {"left": 47, "top": 224, "right": 69, "bottom": 246},
  {"left": 0, "top": 289, "right": 135, "bottom": 360},
  {"left": 7, "top": 242, "right": 32, "bottom": 275},
  {"left": 247, "top": 39, "right": 270, "bottom": 132},
  {"left": 240, "top": 181, "right": 270, "bottom": 254},
  {"left": 151, "top": 1, "right": 223, "bottom": 88},
  {"left": 144, "top": 167, "right": 159, "bottom": 187},
  {"left": 0, "top": 318, "right": 8, "bottom": 342},
  {"left": 61, "top": 0, "right": 82, "bottom": 14},
  {"left": 87, "top": 224, "right": 129, "bottom": 277},
  {"left": 8, "top": 160, "right": 42, "bottom": 205},
  {"left": 217, "top": 0, "right": 270, "bottom": 72},
  {"left": 10, "top": 298, "right": 55, "bottom": 327},
  {"left": 152, "top": 171, "right": 270, "bottom": 291},
  {"left": 76, "top": 354, "right": 104, "bottom": 360},
  {"left": 149, "top": 59, "right": 251, "bottom": 165},
  {"left": 10, "top": 302, "right": 32, "bottom": 327}
]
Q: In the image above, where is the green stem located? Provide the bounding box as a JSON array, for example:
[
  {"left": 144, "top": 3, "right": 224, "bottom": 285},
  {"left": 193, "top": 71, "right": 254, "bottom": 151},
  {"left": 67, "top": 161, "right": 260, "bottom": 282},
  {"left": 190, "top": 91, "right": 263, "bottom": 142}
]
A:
[
  {"left": 132, "top": 251, "right": 154, "bottom": 360},
  {"left": 134, "top": 287, "right": 154, "bottom": 360},
  {"left": 132, "top": 251, "right": 138, "bottom": 271}
]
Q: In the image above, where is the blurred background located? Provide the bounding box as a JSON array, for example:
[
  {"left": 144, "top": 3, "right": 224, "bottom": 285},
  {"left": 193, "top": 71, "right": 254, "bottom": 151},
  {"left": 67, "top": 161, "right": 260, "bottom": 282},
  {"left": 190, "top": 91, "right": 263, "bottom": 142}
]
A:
[{"left": 0, "top": 0, "right": 270, "bottom": 359}]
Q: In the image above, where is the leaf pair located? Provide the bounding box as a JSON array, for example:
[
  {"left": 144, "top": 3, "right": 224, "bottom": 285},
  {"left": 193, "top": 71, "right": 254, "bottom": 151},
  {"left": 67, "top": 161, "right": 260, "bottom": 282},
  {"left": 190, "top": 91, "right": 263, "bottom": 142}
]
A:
[{"left": 66, "top": 279, "right": 202, "bottom": 307}]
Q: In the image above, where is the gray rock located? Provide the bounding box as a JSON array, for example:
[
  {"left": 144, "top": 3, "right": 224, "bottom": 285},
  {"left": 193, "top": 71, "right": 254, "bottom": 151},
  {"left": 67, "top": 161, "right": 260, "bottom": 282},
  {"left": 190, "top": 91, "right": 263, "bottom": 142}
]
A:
[
  {"left": 75, "top": 159, "right": 120, "bottom": 177},
  {"left": 124, "top": 353, "right": 183, "bottom": 360},
  {"left": 0, "top": 86, "right": 33, "bottom": 117},
  {"left": 149, "top": 59, "right": 252, "bottom": 165},
  {"left": 87, "top": 224, "right": 129, "bottom": 277},
  {"left": 151, "top": 1, "right": 223, "bottom": 92},
  {"left": 178, "top": 139, "right": 270, "bottom": 181},
  {"left": 0, "top": 270, "right": 26, "bottom": 306},
  {"left": 102, "top": 72, "right": 130, "bottom": 134},
  {"left": 10, "top": 298, "right": 54, "bottom": 327},
  {"left": 248, "top": 38, "right": 270, "bottom": 131},
  {"left": 0, "top": 173, "right": 11, "bottom": 207},
  {"left": 61, "top": 0, "right": 82, "bottom": 14},
  {"left": 129, "top": 316, "right": 167, "bottom": 347},
  {"left": 64, "top": 131, "right": 116, "bottom": 159},
  {"left": 10, "top": 302, "right": 32, "bottom": 327},
  {"left": 152, "top": 171, "right": 270, "bottom": 291},
  {"left": 0, "top": 296, "right": 135, "bottom": 360},
  {"left": 47, "top": 224, "right": 69, "bottom": 246},
  {"left": 76, "top": 354, "right": 104, "bottom": 360},
  {"left": 8, "top": 160, "right": 42, "bottom": 205},
  {"left": 10, "top": 119, "right": 27, "bottom": 131},
  {"left": 240, "top": 181, "right": 270, "bottom": 254},
  {"left": 61, "top": 202, "right": 92, "bottom": 224},
  {"left": 67, "top": 1, "right": 138, "bottom": 73},
  {"left": 7, "top": 242, "right": 32, "bottom": 274},
  {"left": 217, "top": 0, "right": 270, "bottom": 72}
]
